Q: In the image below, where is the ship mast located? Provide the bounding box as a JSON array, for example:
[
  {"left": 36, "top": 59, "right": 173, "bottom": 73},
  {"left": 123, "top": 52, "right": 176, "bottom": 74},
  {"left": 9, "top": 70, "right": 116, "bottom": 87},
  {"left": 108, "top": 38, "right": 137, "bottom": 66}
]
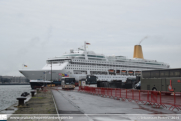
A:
[
  {"left": 84, "top": 41, "right": 88, "bottom": 60},
  {"left": 84, "top": 41, "right": 86, "bottom": 51}
]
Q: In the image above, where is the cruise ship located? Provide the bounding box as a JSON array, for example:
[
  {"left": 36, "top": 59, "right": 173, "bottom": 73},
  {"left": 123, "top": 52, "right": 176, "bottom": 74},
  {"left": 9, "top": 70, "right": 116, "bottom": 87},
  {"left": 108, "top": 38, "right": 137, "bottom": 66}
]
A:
[{"left": 19, "top": 42, "right": 169, "bottom": 88}]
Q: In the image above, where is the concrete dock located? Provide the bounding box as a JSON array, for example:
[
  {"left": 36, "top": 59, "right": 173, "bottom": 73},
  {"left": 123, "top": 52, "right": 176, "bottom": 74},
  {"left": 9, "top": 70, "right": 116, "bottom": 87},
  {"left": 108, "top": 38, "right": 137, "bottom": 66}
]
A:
[
  {"left": 51, "top": 87, "right": 180, "bottom": 121},
  {"left": 13, "top": 88, "right": 57, "bottom": 114},
  {"left": 8, "top": 87, "right": 180, "bottom": 121}
]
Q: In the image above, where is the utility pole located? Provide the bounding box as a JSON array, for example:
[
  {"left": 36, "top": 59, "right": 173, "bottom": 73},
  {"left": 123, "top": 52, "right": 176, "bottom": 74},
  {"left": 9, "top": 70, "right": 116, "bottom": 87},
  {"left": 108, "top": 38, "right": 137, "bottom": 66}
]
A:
[
  {"left": 51, "top": 61, "right": 52, "bottom": 82},
  {"left": 44, "top": 71, "right": 46, "bottom": 87},
  {"left": 45, "top": 71, "right": 46, "bottom": 81}
]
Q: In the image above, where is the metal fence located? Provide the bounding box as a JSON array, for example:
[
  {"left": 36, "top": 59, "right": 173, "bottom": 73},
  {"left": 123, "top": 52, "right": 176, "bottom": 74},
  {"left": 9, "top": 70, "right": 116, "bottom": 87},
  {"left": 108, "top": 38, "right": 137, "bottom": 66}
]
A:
[{"left": 78, "top": 86, "right": 181, "bottom": 111}]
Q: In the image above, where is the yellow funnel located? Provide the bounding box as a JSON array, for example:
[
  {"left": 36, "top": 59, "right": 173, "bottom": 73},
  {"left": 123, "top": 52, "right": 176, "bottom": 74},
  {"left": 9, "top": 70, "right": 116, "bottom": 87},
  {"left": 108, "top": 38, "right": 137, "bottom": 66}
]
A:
[{"left": 133, "top": 45, "right": 144, "bottom": 59}]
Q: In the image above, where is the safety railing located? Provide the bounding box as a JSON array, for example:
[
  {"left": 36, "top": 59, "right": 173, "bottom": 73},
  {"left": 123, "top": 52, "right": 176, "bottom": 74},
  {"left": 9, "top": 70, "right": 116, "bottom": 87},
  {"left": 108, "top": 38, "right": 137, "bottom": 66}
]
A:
[{"left": 78, "top": 86, "right": 181, "bottom": 111}]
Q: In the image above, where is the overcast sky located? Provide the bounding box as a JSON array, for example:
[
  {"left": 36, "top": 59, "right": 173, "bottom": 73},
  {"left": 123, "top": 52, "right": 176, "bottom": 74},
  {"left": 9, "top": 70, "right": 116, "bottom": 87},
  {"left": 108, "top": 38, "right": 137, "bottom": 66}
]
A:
[{"left": 0, "top": 0, "right": 181, "bottom": 76}]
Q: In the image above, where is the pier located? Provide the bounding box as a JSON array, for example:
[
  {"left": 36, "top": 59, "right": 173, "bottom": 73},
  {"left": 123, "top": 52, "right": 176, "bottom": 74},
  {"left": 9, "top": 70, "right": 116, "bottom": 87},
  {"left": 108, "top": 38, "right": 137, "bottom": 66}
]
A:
[{"left": 7, "top": 86, "right": 180, "bottom": 121}]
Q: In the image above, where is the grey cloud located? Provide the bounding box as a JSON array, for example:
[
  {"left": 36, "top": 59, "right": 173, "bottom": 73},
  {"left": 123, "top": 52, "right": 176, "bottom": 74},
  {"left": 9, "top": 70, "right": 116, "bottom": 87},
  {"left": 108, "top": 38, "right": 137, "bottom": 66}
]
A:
[{"left": 0, "top": 0, "right": 181, "bottom": 76}]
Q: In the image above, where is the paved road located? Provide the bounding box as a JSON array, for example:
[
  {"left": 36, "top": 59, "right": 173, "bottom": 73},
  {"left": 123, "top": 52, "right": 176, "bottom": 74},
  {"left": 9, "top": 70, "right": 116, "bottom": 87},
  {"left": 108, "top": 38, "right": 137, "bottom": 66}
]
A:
[
  {"left": 52, "top": 88, "right": 82, "bottom": 114},
  {"left": 52, "top": 87, "right": 180, "bottom": 121}
]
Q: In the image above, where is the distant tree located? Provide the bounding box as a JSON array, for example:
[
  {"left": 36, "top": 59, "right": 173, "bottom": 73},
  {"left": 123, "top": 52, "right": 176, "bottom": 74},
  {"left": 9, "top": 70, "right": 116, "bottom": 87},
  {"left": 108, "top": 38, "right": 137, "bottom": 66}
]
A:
[
  {"left": 1, "top": 78, "right": 10, "bottom": 83},
  {"left": 0, "top": 76, "right": 2, "bottom": 83}
]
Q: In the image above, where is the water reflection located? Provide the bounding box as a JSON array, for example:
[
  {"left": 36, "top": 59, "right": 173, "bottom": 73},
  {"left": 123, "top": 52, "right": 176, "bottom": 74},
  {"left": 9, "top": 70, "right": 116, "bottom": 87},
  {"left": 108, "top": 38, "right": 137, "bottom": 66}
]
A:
[{"left": 0, "top": 85, "right": 31, "bottom": 112}]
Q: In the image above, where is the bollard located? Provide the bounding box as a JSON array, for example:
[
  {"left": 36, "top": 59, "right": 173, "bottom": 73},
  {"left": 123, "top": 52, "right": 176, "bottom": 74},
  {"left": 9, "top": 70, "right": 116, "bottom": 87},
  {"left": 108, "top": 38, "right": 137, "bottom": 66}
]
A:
[
  {"left": 36, "top": 88, "right": 40, "bottom": 93},
  {"left": 31, "top": 90, "right": 36, "bottom": 97},
  {"left": 17, "top": 97, "right": 27, "bottom": 106},
  {"left": 41, "top": 86, "right": 44, "bottom": 91}
]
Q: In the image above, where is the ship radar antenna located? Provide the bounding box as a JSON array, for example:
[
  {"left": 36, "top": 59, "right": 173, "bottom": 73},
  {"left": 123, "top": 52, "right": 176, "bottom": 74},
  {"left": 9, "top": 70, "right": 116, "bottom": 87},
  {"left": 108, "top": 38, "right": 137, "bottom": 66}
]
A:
[{"left": 138, "top": 36, "right": 148, "bottom": 45}]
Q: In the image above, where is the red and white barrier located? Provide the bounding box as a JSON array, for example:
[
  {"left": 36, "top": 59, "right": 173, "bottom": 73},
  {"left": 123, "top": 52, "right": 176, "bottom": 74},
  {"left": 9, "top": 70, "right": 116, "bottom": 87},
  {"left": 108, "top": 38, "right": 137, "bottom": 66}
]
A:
[{"left": 78, "top": 86, "right": 181, "bottom": 111}]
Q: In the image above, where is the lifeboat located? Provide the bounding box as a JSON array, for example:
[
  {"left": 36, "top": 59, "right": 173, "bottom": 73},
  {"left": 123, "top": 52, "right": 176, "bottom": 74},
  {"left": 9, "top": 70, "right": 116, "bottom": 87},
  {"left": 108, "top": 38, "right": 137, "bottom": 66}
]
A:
[
  {"left": 121, "top": 70, "right": 127, "bottom": 73},
  {"left": 135, "top": 71, "right": 141, "bottom": 73},
  {"left": 128, "top": 71, "right": 134, "bottom": 75},
  {"left": 135, "top": 71, "right": 141, "bottom": 75},
  {"left": 108, "top": 69, "right": 115, "bottom": 73},
  {"left": 116, "top": 70, "right": 120, "bottom": 73}
]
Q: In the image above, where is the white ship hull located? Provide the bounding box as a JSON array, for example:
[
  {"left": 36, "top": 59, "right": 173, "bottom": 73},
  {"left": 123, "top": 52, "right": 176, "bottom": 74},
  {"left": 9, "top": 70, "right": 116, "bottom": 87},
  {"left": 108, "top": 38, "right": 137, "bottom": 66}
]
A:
[
  {"left": 19, "top": 42, "right": 170, "bottom": 84},
  {"left": 20, "top": 69, "right": 134, "bottom": 82}
]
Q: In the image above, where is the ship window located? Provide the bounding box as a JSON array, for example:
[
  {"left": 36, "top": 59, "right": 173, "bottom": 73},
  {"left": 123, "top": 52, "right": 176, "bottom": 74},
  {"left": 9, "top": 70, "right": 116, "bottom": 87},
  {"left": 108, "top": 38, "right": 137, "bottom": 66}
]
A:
[
  {"left": 151, "top": 71, "right": 159, "bottom": 78},
  {"left": 170, "top": 70, "right": 180, "bottom": 77},
  {"left": 160, "top": 71, "right": 169, "bottom": 77},
  {"left": 142, "top": 71, "right": 150, "bottom": 78}
]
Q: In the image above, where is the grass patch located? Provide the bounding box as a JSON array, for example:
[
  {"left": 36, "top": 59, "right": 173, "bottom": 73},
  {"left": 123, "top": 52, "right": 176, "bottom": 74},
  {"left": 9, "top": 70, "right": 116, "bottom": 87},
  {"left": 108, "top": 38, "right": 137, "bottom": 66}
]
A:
[{"left": 32, "top": 97, "right": 45, "bottom": 99}]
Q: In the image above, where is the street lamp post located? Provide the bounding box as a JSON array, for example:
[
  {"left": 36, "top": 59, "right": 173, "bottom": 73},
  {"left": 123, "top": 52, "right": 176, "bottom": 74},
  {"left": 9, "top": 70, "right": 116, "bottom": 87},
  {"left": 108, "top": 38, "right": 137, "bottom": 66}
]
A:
[{"left": 51, "top": 61, "right": 52, "bottom": 82}]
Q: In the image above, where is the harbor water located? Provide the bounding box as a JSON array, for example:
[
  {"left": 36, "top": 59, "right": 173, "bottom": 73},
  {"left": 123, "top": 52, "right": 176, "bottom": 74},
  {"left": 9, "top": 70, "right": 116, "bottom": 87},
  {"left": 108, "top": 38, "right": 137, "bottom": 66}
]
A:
[{"left": 0, "top": 85, "right": 31, "bottom": 112}]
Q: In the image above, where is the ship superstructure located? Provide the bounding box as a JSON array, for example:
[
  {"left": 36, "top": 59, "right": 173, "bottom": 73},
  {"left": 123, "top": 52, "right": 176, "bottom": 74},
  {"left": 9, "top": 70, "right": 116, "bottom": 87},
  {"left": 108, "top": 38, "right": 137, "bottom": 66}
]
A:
[{"left": 19, "top": 42, "right": 169, "bottom": 83}]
